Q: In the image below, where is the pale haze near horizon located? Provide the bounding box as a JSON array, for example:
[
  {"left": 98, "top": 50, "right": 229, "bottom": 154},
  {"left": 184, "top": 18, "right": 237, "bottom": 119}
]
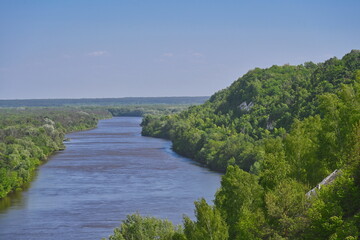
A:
[{"left": 0, "top": 0, "right": 359, "bottom": 100}]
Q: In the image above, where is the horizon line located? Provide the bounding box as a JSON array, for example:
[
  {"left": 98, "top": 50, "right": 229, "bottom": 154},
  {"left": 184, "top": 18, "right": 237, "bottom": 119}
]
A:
[{"left": 0, "top": 96, "right": 210, "bottom": 101}]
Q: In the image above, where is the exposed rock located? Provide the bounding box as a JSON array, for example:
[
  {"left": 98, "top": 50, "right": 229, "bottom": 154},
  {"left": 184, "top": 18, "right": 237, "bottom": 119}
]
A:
[
  {"left": 266, "top": 119, "right": 274, "bottom": 130},
  {"left": 306, "top": 169, "right": 341, "bottom": 198},
  {"left": 238, "top": 101, "right": 254, "bottom": 111}
]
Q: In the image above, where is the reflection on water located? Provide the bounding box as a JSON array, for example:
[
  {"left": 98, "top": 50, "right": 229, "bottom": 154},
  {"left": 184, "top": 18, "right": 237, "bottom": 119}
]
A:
[
  {"left": 0, "top": 171, "right": 39, "bottom": 212},
  {"left": 0, "top": 117, "right": 221, "bottom": 240}
]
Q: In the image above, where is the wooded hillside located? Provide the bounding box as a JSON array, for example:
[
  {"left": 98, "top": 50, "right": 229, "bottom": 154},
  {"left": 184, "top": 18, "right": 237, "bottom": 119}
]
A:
[{"left": 137, "top": 50, "right": 360, "bottom": 239}]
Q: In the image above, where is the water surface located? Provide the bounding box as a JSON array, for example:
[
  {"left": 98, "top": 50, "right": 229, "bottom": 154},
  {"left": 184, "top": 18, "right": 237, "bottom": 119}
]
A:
[{"left": 0, "top": 117, "right": 221, "bottom": 239}]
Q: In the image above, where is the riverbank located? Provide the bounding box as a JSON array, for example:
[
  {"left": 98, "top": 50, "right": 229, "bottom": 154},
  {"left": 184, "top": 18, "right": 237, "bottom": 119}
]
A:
[
  {"left": 0, "top": 117, "right": 221, "bottom": 240},
  {"left": 0, "top": 108, "right": 111, "bottom": 199}
]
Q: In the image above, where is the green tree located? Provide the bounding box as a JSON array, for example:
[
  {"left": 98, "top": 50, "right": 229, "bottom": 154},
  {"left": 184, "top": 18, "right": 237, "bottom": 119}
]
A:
[
  {"left": 265, "top": 179, "right": 307, "bottom": 239},
  {"left": 305, "top": 172, "right": 360, "bottom": 240},
  {"left": 259, "top": 137, "right": 290, "bottom": 190},
  {"left": 108, "top": 213, "right": 181, "bottom": 240},
  {"left": 215, "top": 165, "right": 264, "bottom": 239},
  {"left": 183, "top": 198, "right": 228, "bottom": 240}
]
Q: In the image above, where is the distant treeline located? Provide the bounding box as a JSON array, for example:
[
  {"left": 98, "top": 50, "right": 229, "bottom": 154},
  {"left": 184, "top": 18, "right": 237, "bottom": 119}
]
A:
[
  {"left": 108, "top": 105, "right": 191, "bottom": 117},
  {"left": 0, "top": 96, "right": 209, "bottom": 108}
]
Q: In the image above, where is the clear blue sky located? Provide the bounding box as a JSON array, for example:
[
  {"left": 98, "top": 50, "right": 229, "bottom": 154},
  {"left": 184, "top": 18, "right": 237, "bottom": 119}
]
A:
[{"left": 0, "top": 0, "right": 359, "bottom": 99}]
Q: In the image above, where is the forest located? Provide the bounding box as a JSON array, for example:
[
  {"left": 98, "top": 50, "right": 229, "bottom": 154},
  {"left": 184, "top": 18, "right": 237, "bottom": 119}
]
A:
[
  {"left": 0, "top": 107, "right": 111, "bottom": 198},
  {"left": 117, "top": 50, "right": 360, "bottom": 239}
]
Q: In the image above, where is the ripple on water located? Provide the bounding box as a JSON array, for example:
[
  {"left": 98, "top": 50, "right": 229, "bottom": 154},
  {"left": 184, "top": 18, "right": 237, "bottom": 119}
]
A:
[{"left": 0, "top": 117, "right": 221, "bottom": 240}]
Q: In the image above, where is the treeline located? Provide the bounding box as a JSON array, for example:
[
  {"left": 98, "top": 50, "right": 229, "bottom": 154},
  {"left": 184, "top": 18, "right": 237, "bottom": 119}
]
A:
[
  {"left": 129, "top": 50, "right": 360, "bottom": 239},
  {"left": 108, "top": 105, "right": 191, "bottom": 117},
  {"left": 0, "top": 96, "right": 209, "bottom": 108},
  {"left": 0, "top": 107, "right": 111, "bottom": 198}
]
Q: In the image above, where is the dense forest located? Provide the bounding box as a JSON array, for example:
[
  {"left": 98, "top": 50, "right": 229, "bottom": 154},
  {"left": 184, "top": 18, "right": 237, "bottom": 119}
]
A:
[
  {"left": 121, "top": 50, "right": 360, "bottom": 239},
  {"left": 0, "top": 107, "right": 111, "bottom": 198}
]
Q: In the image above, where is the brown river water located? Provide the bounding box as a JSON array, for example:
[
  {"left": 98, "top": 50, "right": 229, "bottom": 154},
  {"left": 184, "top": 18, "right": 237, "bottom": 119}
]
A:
[{"left": 0, "top": 117, "right": 221, "bottom": 240}]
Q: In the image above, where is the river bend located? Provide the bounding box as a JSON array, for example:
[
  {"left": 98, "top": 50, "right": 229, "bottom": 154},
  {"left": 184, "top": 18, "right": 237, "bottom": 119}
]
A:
[{"left": 0, "top": 117, "right": 221, "bottom": 240}]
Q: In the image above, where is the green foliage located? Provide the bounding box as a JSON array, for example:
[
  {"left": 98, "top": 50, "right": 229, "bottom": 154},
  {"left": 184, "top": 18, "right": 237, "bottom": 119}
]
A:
[
  {"left": 284, "top": 116, "right": 324, "bottom": 186},
  {"left": 259, "top": 137, "right": 290, "bottom": 190},
  {"left": 305, "top": 170, "right": 360, "bottom": 239},
  {"left": 107, "top": 213, "right": 182, "bottom": 240},
  {"left": 183, "top": 198, "right": 228, "bottom": 240},
  {"left": 109, "top": 105, "right": 191, "bottom": 117},
  {"left": 265, "top": 179, "right": 307, "bottom": 239},
  {"left": 138, "top": 50, "right": 360, "bottom": 239},
  {"left": 215, "top": 165, "right": 264, "bottom": 239},
  {"left": 0, "top": 107, "right": 109, "bottom": 198},
  {"left": 142, "top": 50, "right": 360, "bottom": 173}
]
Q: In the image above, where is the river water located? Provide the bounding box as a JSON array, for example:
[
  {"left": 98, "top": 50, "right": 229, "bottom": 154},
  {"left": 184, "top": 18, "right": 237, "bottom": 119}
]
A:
[{"left": 0, "top": 117, "right": 221, "bottom": 240}]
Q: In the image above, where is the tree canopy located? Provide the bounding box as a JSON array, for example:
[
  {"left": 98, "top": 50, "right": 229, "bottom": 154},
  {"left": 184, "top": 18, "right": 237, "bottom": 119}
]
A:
[{"left": 137, "top": 50, "right": 360, "bottom": 239}]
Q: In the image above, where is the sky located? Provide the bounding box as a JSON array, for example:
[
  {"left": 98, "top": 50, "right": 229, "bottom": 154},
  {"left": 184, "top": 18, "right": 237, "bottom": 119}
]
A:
[{"left": 0, "top": 0, "right": 359, "bottom": 99}]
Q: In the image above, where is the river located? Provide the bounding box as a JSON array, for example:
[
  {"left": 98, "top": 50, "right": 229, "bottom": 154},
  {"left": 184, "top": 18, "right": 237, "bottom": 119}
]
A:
[{"left": 0, "top": 117, "right": 221, "bottom": 240}]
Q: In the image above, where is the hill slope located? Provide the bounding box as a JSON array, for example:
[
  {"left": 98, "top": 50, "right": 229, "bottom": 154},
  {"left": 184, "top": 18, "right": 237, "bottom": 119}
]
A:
[
  {"left": 142, "top": 50, "right": 360, "bottom": 178},
  {"left": 136, "top": 50, "right": 360, "bottom": 239}
]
